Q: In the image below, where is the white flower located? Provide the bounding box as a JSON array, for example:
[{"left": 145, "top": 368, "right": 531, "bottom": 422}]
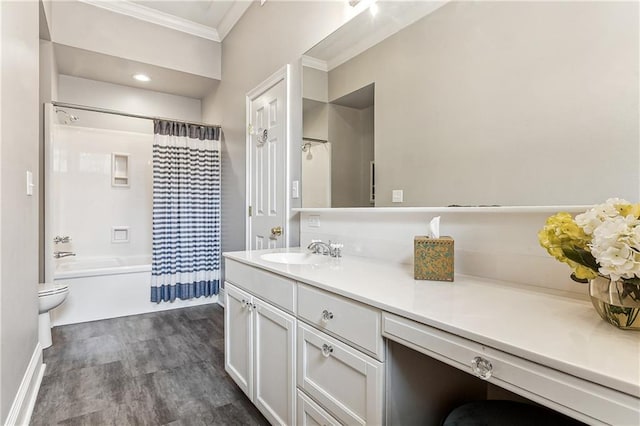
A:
[
  {"left": 590, "top": 214, "right": 640, "bottom": 281},
  {"left": 575, "top": 198, "right": 630, "bottom": 235}
]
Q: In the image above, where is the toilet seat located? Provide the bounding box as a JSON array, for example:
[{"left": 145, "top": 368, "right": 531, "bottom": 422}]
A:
[{"left": 38, "top": 283, "right": 69, "bottom": 296}]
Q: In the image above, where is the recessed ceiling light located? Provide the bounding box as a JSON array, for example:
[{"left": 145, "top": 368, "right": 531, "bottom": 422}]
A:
[
  {"left": 133, "top": 73, "right": 151, "bottom": 82},
  {"left": 369, "top": 2, "right": 379, "bottom": 16}
]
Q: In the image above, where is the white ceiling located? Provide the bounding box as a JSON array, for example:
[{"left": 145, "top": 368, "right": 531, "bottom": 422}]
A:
[
  {"left": 80, "top": 0, "right": 252, "bottom": 41},
  {"left": 52, "top": 0, "right": 253, "bottom": 99},
  {"left": 129, "top": 0, "right": 236, "bottom": 30}
]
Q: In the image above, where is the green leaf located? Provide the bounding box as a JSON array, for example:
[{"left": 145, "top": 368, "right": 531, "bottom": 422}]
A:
[{"left": 562, "top": 247, "right": 599, "bottom": 270}]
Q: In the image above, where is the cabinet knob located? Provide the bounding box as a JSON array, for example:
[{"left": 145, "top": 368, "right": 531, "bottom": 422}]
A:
[
  {"left": 471, "top": 356, "right": 493, "bottom": 380},
  {"left": 321, "top": 343, "right": 334, "bottom": 357},
  {"left": 321, "top": 309, "right": 334, "bottom": 323}
]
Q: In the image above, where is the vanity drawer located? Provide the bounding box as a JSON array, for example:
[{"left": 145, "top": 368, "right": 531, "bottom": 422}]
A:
[
  {"left": 382, "top": 313, "right": 640, "bottom": 426},
  {"left": 297, "top": 389, "right": 341, "bottom": 426},
  {"left": 297, "top": 323, "right": 384, "bottom": 426},
  {"left": 297, "top": 283, "right": 384, "bottom": 361},
  {"left": 225, "top": 259, "right": 296, "bottom": 314}
]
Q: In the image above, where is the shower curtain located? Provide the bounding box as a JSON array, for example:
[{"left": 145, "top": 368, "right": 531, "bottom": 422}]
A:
[{"left": 151, "top": 120, "right": 221, "bottom": 303}]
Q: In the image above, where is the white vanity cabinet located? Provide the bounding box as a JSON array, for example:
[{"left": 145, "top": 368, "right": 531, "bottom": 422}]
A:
[
  {"left": 224, "top": 260, "right": 297, "bottom": 426},
  {"left": 297, "top": 283, "right": 385, "bottom": 426},
  {"left": 382, "top": 312, "right": 640, "bottom": 426}
]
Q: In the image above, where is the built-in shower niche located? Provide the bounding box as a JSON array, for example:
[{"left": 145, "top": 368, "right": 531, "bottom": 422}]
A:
[{"left": 111, "top": 152, "right": 130, "bottom": 187}]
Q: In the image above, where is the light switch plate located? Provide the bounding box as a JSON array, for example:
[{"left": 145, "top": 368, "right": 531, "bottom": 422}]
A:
[
  {"left": 26, "top": 171, "right": 34, "bottom": 196},
  {"left": 392, "top": 189, "right": 403, "bottom": 203},
  {"left": 292, "top": 180, "right": 300, "bottom": 199}
]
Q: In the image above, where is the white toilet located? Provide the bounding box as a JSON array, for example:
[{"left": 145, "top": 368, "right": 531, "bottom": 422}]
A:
[{"left": 38, "top": 283, "right": 69, "bottom": 348}]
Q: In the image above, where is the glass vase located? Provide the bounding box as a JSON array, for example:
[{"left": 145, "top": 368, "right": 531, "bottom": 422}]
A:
[{"left": 589, "top": 276, "right": 640, "bottom": 330}]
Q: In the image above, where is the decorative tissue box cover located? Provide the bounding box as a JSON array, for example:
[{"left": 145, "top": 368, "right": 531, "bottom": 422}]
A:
[{"left": 414, "top": 236, "right": 454, "bottom": 281}]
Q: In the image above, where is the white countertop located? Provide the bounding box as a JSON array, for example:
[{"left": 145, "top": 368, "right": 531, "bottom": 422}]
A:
[{"left": 223, "top": 248, "right": 640, "bottom": 399}]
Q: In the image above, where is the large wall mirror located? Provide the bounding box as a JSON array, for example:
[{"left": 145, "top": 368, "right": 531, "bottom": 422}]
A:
[{"left": 301, "top": 1, "right": 639, "bottom": 208}]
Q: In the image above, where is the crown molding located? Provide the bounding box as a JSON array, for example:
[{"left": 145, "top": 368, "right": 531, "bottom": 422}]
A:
[
  {"left": 217, "top": 1, "right": 253, "bottom": 40},
  {"left": 301, "top": 55, "right": 328, "bottom": 72},
  {"left": 79, "top": 0, "right": 221, "bottom": 42}
]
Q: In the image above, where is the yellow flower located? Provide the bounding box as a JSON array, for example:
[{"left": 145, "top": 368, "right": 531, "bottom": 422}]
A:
[
  {"left": 617, "top": 203, "right": 640, "bottom": 218},
  {"left": 573, "top": 264, "right": 598, "bottom": 280},
  {"left": 538, "top": 213, "right": 597, "bottom": 279}
]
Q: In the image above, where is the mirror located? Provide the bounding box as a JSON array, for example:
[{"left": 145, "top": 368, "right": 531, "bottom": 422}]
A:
[{"left": 301, "top": 1, "right": 639, "bottom": 207}]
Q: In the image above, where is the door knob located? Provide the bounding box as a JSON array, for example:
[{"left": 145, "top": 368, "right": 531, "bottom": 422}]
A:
[{"left": 270, "top": 226, "right": 283, "bottom": 237}]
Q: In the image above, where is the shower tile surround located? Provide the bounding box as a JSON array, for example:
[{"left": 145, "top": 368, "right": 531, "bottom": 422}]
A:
[
  {"left": 50, "top": 124, "right": 153, "bottom": 260},
  {"left": 298, "top": 207, "right": 588, "bottom": 296}
]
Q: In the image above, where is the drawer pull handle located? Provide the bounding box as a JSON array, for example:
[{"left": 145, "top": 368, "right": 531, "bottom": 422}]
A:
[
  {"left": 471, "top": 356, "right": 493, "bottom": 380},
  {"left": 321, "top": 310, "right": 334, "bottom": 322},
  {"left": 321, "top": 343, "right": 334, "bottom": 357}
]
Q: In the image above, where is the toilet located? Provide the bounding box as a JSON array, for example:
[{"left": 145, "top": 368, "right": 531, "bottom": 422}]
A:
[{"left": 38, "top": 283, "right": 69, "bottom": 348}]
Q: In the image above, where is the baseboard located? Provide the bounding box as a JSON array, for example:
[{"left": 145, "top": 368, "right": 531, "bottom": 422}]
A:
[{"left": 4, "top": 343, "right": 45, "bottom": 426}]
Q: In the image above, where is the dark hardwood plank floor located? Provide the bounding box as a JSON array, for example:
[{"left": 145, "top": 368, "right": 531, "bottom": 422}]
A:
[{"left": 31, "top": 304, "right": 269, "bottom": 426}]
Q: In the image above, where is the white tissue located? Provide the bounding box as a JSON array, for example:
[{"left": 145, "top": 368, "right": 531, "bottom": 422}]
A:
[{"left": 429, "top": 216, "right": 441, "bottom": 239}]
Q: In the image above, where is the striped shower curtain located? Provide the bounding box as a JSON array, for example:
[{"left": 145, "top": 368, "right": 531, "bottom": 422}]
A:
[{"left": 151, "top": 120, "right": 221, "bottom": 303}]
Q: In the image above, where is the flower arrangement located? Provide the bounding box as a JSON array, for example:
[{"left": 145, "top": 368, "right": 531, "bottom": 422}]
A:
[
  {"left": 539, "top": 198, "right": 640, "bottom": 285},
  {"left": 539, "top": 199, "right": 640, "bottom": 329}
]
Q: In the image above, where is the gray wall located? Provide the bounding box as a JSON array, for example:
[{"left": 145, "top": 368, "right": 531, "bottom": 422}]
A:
[
  {"left": 1, "top": 0, "right": 40, "bottom": 421},
  {"left": 201, "top": 2, "right": 348, "bottom": 253},
  {"left": 57, "top": 75, "right": 202, "bottom": 131},
  {"left": 328, "top": 1, "right": 639, "bottom": 207},
  {"left": 329, "top": 104, "right": 374, "bottom": 207}
]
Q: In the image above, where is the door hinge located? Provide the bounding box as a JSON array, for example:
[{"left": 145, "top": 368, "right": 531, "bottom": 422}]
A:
[{"left": 248, "top": 206, "right": 252, "bottom": 217}]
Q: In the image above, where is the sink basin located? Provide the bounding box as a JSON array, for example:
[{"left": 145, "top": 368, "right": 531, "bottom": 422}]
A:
[{"left": 260, "top": 252, "right": 330, "bottom": 265}]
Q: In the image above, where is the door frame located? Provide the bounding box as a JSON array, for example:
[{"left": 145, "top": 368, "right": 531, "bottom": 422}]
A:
[{"left": 245, "top": 64, "right": 291, "bottom": 250}]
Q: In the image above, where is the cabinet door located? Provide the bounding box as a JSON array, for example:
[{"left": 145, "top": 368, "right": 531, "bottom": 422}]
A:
[
  {"left": 253, "top": 298, "right": 296, "bottom": 425},
  {"left": 224, "top": 283, "right": 253, "bottom": 398},
  {"left": 297, "top": 389, "right": 341, "bottom": 426},
  {"left": 297, "top": 323, "right": 384, "bottom": 426}
]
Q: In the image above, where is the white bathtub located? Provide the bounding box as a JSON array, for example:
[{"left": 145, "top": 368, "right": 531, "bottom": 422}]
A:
[
  {"left": 54, "top": 255, "right": 152, "bottom": 279},
  {"left": 51, "top": 256, "right": 218, "bottom": 325}
]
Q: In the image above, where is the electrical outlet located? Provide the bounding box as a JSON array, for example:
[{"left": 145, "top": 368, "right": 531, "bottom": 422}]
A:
[
  {"left": 308, "top": 215, "right": 320, "bottom": 228},
  {"left": 392, "top": 189, "right": 403, "bottom": 203}
]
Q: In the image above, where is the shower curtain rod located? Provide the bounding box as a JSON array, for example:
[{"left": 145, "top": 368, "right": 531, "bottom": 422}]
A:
[{"left": 51, "top": 101, "right": 221, "bottom": 129}]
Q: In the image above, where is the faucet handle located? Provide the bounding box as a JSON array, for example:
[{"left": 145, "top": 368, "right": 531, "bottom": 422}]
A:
[{"left": 329, "top": 242, "right": 343, "bottom": 258}]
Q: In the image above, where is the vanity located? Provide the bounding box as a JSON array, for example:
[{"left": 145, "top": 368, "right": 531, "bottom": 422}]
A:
[{"left": 223, "top": 248, "right": 640, "bottom": 426}]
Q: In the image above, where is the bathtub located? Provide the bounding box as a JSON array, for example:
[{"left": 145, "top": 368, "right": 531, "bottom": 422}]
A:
[{"left": 51, "top": 256, "right": 218, "bottom": 326}]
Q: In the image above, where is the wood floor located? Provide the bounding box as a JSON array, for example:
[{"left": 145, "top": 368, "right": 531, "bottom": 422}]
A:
[{"left": 31, "top": 304, "right": 269, "bottom": 426}]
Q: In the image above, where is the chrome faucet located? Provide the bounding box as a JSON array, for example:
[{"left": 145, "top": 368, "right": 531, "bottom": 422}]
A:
[
  {"left": 307, "top": 240, "right": 343, "bottom": 258},
  {"left": 53, "top": 251, "right": 76, "bottom": 259}
]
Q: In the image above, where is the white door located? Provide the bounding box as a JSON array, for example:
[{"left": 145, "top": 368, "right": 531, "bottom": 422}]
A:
[
  {"left": 253, "top": 298, "right": 296, "bottom": 425},
  {"left": 224, "top": 283, "right": 253, "bottom": 398},
  {"left": 247, "top": 67, "right": 289, "bottom": 250}
]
